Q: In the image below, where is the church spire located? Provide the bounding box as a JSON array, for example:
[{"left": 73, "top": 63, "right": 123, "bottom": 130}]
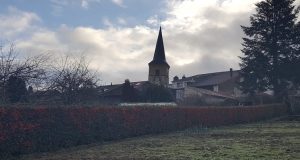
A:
[
  {"left": 148, "top": 27, "right": 170, "bottom": 86},
  {"left": 149, "top": 26, "right": 169, "bottom": 68}
]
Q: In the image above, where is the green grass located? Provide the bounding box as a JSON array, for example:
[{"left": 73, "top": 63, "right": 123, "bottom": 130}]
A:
[{"left": 19, "top": 117, "right": 300, "bottom": 160}]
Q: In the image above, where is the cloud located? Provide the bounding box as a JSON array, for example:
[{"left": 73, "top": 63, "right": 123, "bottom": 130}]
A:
[
  {"left": 117, "top": 17, "right": 127, "bottom": 25},
  {"left": 81, "top": 0, "right": 89, "bottom": 9},
  {"left": 16, "top": 25, "right": 156, "bottom": 84},
  {"left": 80, "top": 0, "right": 102, "bottom": 9},
  {"left": 2, "top": 0, "right": 268, "bottom": 84},
  {"left": 147, "top": 15, "right": 160, "bottom": 27},
  {"left": 102, "top": 17, "right": 114, "bottom": 27},
  {"left": 160, "top": 0, "right": 261, "bottom": 78},
  {"left": 0, "top": 7, "right": 41, "bottom": 39},
  {"left": 50, "top": 0, "right": 69, "bottom": 16},
  {"left": 50, "top": 0, "right": 101, "bottom": 14},
  {"left": 111, "top": 0, "right": 126, "bottom": 8}
]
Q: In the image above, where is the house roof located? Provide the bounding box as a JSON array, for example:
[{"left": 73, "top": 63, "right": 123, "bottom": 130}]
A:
[
  {"left": 98, "top": 81, "right": 149, "bottom": 96},
  {"left": 98, "top": 84, "right": 123, "bottom": 96},
  {"left": 185, "top": 86, "right": 236, "bottom": 99},
  {"left": 174, "top": 70, "right": 240, "bottom": 87},
  {"left": 149, "top": 27, "right": 170, "bottom": 68}
]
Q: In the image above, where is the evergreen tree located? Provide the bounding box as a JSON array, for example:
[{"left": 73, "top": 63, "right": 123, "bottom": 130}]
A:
[
  {"left": 284, "top": 21, "right": 300, "bottom": 86},
  {"left": 5, "top": 76, "right": 28, "bottom": 103},
  {"left": 240, "top": 0, "right": 300, "bottom": 98},
  {"left": 121, "top": 79, "right": 138, "bottom": 102},
  {"left": 144, "top": 85, "right": 173, "bottom": 102}
]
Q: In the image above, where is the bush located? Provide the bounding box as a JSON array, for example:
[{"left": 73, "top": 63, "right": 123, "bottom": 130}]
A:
[
  {"left": 142, "top": 85, "right": 174, "bottom": 102},
  {"left": 122, "top": 79, "right": 139, "bottom": 102},
  {"left": 5, "top": 76, "right": 28, "bottom": 103},
  {"left": 0, "top": 104, "right": 288, "bottom": 157}
]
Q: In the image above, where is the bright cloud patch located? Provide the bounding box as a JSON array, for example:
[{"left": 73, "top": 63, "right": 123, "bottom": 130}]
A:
[
  {"left": 111, "top": 0, "right": 125, "bottom": 7},
  {"left": 161, "top": 0, "right": 261, "bottom": 77},
  {"left": 81, "top": 0, "right": 89, "bottom": 9}
]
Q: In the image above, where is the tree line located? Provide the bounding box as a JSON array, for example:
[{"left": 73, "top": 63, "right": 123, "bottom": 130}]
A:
[
  {"left": 121, "top": 79, "right": 174, "bottom": 103},
  {"left": 0, "top": 44, "right": 99, "bottom": 105},
  {"left": 0, "top": 44, "right": 174, "bottom": 105}
]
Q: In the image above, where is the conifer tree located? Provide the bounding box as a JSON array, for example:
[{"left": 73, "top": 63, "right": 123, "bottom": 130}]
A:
[
  {"left": 240, "top": 0, "right": 300, "bottom": 98},
  {"left": 284, "top": 21, "right": 300, "bottom": 86},
  {"left": 5, "top": 76, "right": 28, "bottom": 103},
  {"left": 122, "top": 79, "right": 137, "bottom": 102}
]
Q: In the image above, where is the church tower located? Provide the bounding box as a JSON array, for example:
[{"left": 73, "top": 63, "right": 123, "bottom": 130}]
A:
[{"left": 148, "top": 27, "right": 170, "bottom": 86}]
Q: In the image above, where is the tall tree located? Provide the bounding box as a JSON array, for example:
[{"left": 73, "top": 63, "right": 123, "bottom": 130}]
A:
[
  {"left": 0, "top": 43, "right": 47, "bottom": 103},
  {"left": 240, "top": 0, "right": 300, "bottom": 98},
  {"left": 283, "top": 21, "right": 300, "bottom": 86},
  {"left": 48, "top": 56, "right": 99, "bottom": 104},
  {"left": 121, "top": 79, "right": 137, "bottom": 102}
]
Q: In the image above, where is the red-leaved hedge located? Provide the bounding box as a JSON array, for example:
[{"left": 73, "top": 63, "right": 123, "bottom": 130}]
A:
[{"left": 0, "top": 104, "right": 287, "bottom": 156}]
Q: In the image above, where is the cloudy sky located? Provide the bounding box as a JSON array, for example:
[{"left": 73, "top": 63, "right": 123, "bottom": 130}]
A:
[{"left": 1, "top": 0, "right": 298, "bottom": 85}]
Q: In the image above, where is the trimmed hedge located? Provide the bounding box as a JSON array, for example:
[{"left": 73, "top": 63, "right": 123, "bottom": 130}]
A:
[{"left": 0, "top": 104, "right": 287, "bottom": 156}]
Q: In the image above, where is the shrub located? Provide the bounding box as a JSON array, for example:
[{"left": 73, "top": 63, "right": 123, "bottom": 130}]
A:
[
  {"left": 0, "top": 104, "right": 288, "bottom": 157},
  {"left": 5, "top": 76, "right": 28, "bottom": 103},
  {"left": 142, "top": 85, "right": 174, "bottom": 102}
]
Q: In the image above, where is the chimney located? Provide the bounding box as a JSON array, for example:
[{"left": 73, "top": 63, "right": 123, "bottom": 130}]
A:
[
  {"left": 230, "top": 68, "right": 233, "bottom": 77},
  {"left": 173, "top": 76, "right": 179, "bottom": 81}
]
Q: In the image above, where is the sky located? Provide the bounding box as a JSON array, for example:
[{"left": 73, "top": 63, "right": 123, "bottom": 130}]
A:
[{"left": 1, "top": 0, "right": 299, "bottom": 85}]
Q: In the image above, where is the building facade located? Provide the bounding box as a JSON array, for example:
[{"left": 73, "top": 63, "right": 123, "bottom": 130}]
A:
[{"left": 170, "top": 69, "right": 244, "bottom": 103}]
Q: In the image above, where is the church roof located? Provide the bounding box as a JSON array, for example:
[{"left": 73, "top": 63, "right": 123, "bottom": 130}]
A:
[
  {"left": 149, "top": 27, "right": 170, "bottom": 68},
  {"left": 173, "top": 70, "right": 241, "bottom": 87}
]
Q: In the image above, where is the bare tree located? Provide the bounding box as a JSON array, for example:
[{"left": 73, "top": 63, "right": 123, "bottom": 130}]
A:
[
  {"left": 48, "top": 55, "right": 99, "bottom": 104},
  {"left": 0, "top": 43, "right": 48, "bottom": 103}
]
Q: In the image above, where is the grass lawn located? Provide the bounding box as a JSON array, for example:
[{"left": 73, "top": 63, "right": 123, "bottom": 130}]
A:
[{"left": 19, "top": 116, "right": 300, "bottom": 160}]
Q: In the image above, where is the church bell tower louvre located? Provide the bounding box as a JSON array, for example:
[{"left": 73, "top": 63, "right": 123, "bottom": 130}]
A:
[{"left": 148, "top": 27, "right": 170, "bottom": 86}]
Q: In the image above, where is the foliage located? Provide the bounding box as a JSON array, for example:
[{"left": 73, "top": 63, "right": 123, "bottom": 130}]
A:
[
  {"left": 121, "top": 82, "right": 174, "bottom": 103},
  {"left": 143, "top": 85, "right": 174, "bottom": 102},
  {"left": 121, "top": 79, "right": 138, "bottom": 102},
  {"left": 240, "top": 0, "right": 300, "bottom": 98},
  {"left": 5, "top": 76, "right": 28, "bottom": 103},
  {"left": 286, "top": 20, "right": 300, "bottom": 86},
  {"left": 48, "top": 56, "right": 99, "bottom": 104},
  {"left": 0, "top": 44, "right": 47, "bottom": 104},
  {"left": 0, "top": 43, "right": 100, "bottom": 105},
  {"left": 0, "top": 104, "right": 288, "bottom": 157}
]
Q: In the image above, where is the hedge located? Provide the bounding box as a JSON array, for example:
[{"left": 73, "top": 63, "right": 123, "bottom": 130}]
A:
[{"left": 0, "top": 104, "right": 287, "bottom": 157}]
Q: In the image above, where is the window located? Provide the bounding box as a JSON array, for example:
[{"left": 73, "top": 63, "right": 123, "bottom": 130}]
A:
[
  {"left": 155, "top": 69, "right": 160, "bottom": 75},
  {"left": 240, "top": 77, "right": 244, "bottom": 82},
  {"left": 184, "top": 82, "right": 187, "bottom": 87},
  {"left": 213, "top": 85, "right": 219, "bottom": 92}
]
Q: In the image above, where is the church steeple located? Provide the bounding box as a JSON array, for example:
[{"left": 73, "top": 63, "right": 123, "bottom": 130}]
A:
[
  {"left": 148, "top": 27, "right": 170, "bottom": 86},
  {"left": 149, "top": 27, "right": 170, "bottom": 68}
]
